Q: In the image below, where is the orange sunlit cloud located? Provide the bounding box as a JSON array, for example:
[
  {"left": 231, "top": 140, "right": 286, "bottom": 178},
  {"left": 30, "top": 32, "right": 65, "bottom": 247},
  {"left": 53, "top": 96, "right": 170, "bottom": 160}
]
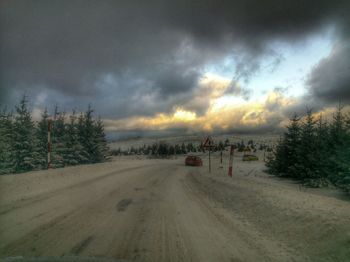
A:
[{"left": 104, "top": 84, "right": 299, "bottom": 133}]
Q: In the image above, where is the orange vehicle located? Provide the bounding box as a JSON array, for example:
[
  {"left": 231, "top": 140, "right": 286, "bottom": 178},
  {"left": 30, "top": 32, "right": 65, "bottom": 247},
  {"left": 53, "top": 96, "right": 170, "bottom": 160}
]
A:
[{"left": 185, "top": 155, "right": 203, "bottom": 166}]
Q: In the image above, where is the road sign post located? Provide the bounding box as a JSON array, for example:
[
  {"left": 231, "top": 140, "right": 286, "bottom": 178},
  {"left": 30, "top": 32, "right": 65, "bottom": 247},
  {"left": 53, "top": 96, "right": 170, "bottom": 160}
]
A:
[{"left": 202, "top": 136, "right": 214, "bottom": 173}]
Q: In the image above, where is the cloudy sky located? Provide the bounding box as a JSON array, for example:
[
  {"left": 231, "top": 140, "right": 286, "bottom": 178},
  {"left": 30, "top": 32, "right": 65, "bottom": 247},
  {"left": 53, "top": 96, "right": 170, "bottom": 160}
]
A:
[{"left": 1, "top": 0, "right": 350, "bottom": 138}]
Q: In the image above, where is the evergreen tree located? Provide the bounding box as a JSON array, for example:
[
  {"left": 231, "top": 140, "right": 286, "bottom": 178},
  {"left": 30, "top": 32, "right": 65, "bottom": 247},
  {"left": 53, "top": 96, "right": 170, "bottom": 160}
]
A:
[
  {"left": 329, "top": 105, "right": 346, "bottom": 148},
  {"left": 334, "top": 114, "right": 350, "bottom": 191},
  {"left": 85, "top": 105, "right": 99, "bottom": 162},
  {"left": 168, "top": 145, "right": 175, "bottom": 155},
  {"left": 158, "top": 142, "right": 169, "bottom": 156},
  {"left": 186, "top": 142, "right": 195, "bottom": 152},
  {"left": 36, "top": 108, "right": 50, "bottom": 169},
  {"left": 77, "top": 112, "right": 88, "bottom": 162},
  {"left": 151, "top": 143, "right": 158, "bottom": 155},
  {"left": 145, "top": 145, "right": 152, "bottom": 155},
  {"left": 218, "top": 141, "right": 225, "bottom": 151},
  {"left": 78, "top": 105, "right": 99, "bottom": 163},
  {"left": 93, "top": 117, "right": 109, "bottom": 162},
  {"left": 51, "top": 107, "right": 66, "bottom": 167},
  {"left": 224, "top": 138, "right": 230, "bottom": 147},
  {"left": 238, "top": 140, "right": 245, "bottom": 152},
  {"left": 64, "top": 111, "right": 89, "bottom": 165},
  {"left": 12, "top": 96, "right": 40, "bottom": 172},
  {"left": 267, "top": 114, "right": 301, "bottom": 178},
  {"left": 296, "top": 110, "right": 321, "bottom": 184},
  {"left": 328, "top": 106, "right": 349, "bottom": 187},
  {"left": 266, "top": 136, "right": 288, "bottom": 176},
  {"left": 333, "top": 136, "right": 350, "bottom": 192},
  {"left": 0, "top": 108, "right": 14, "bottom": 174},
  {"left": 314, "top": 115, "right": 330, "bottom": 180},
  {"left": 248, "top": 139, "right": 254, "bottom": 147},
  {"left": 174, "top": 144, "right": 182, "bottom": 154},
  {"left": 284, "top": 114, "right": 302, "bottom": 178}
]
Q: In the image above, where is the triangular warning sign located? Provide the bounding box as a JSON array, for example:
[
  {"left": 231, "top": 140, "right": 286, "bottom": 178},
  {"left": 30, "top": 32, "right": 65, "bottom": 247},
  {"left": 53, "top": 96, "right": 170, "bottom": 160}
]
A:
[{"left": 202, "top": 136, "right": 214, "bottom": 148}]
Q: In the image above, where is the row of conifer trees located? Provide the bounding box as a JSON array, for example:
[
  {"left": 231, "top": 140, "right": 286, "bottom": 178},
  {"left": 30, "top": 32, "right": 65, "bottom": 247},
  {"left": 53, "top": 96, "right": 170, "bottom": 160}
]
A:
[
  {"left": 111, "top": 139, "right": 235, "bottom": 156},
  {"left": 266, "top": 107, "right": 350, "bottom": 192},
  {"left": 0, "top": 96, "right": 109, "bottom": 174},
  {"left": 112, "top": 139, "right": 271, "bottom": 157},
  {"left": 111, "top": 142, "right": 200, "bottom": 156}
]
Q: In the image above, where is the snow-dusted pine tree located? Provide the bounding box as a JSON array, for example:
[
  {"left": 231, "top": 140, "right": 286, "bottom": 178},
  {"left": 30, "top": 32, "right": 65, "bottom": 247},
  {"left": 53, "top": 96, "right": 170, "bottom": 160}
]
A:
[
  {"left": 36, "top": 108, "right": 50, "bottom": 169},
  {"left": 79, "top": 105, "right": 99, "bottom": 163},
  {"left": 12, "top": 96, "right": 41, "bottom": 172},
  {"left": 92, "top": 117, "right": 109, "bottom": 162},
  {"left": 64, "top": 111, "right": 89, "bottom": 165},
  {"left": 51, "top": 106, "right": 66, "bottom": 168},
  {"left": 0, "top": 108, "right": 14, "bottom": 174}
]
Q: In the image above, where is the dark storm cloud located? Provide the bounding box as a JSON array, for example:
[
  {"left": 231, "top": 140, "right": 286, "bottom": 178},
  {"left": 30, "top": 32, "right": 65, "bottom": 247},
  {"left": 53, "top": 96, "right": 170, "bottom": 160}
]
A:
[
  {"left": 1, "top": 0, "right": 349, "bottom": 118},
  {"left": 152, "top": 66, "right": 200, "bottom": 97},
  {"left": 307, "top": 42, "right": 350, "bottom": 103}
]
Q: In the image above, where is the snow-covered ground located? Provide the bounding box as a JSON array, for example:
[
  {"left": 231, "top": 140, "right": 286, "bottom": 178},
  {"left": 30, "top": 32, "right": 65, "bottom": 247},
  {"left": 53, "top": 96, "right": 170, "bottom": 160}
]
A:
[{"left": 1, "top": 153, "right": 349, "bottom": 261}]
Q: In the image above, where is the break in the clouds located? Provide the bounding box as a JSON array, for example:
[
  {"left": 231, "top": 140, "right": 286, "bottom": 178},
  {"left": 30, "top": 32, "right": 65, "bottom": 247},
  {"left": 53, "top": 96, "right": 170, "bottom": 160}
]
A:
[{"left": 1, "top": 0, "right": 349, "bottom": 134}]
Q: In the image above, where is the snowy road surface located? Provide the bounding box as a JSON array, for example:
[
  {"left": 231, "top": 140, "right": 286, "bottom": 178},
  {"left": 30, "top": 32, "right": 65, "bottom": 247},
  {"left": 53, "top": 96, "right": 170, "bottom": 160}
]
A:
[{"left": 1, "top": 155, "right": 349, "bottom": 261}]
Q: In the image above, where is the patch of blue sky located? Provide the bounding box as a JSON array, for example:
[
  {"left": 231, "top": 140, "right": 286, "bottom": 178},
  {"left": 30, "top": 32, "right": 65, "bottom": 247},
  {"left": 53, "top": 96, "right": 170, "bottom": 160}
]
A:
[{"left": 204, "top": 26, "right": 335, "bottom": 102}]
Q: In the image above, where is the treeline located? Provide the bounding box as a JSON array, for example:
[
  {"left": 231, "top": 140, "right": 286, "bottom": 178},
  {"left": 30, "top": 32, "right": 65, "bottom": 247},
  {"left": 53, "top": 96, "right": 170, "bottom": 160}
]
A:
[
  {"left": 267, "top": 107, "right": 350, "bottom": 192},
  {"left": 0, "top": 96, "right": 109, "bottom": 174},
  {"left": 110, "top": 139, "right": 236, "bottom": 156},
  {"left": 234, "top": 139, "right": 273, "bottom": 153},
  {"left": 111, "top": 138, "right": 272, "bottom": 157},
  {"left": 111, "top": 142, "right": 203, "bottom": 157}
]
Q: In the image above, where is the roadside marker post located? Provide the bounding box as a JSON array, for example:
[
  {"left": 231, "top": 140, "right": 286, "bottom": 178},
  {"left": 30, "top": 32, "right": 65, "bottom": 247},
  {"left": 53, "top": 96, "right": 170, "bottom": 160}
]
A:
[
  {"left": 209, "top": 140, "right": 211, "bottom": 173},
  {"left": 47, "top": 119, "right": 52, "bottom": 169},
  {"left": 228, "top": 145, "right": 234, "bottom": 177},
  {"left": 220, "top": 150, "right": 223, "bottom": 168}
]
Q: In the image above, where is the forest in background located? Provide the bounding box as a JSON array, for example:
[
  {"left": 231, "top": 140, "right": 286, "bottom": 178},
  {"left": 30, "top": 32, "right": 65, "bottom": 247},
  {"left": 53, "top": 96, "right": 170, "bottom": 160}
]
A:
[{"left": 0, "top": 96, "right": 109, "bottom": 174}]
